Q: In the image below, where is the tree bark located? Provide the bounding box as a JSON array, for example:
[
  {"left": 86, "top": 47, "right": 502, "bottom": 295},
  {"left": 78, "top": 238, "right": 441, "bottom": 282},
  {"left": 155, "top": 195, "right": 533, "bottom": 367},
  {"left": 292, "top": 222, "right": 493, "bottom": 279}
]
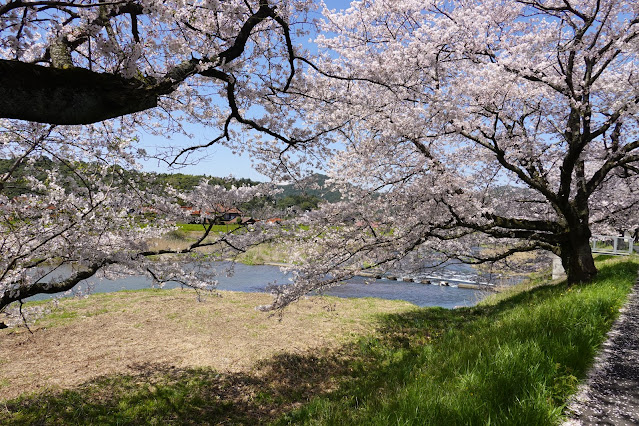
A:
[
  {"left": 0, "top": 60, "right": 162, "bottom": 125},
  {"left": 0, "top": 262, "right": 110, "bottom": 311},
  {"left": 560, "top": 228, "right": 598, "bottom": 284}
]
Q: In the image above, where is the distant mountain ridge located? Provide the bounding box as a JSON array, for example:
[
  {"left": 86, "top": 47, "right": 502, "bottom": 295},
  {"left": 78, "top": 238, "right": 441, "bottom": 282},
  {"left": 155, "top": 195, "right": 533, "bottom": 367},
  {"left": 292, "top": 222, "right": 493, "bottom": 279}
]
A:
[
  {"left": 0, "top": 158, "right": 341, "bottom": 208},
  {"left": 277, "top": 173, "right": 342, "bottom": 203}
]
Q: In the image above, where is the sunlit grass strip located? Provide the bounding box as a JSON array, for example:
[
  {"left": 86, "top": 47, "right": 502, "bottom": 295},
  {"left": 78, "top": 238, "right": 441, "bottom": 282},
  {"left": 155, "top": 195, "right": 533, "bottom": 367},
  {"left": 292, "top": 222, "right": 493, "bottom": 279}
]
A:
[
  {"left": 1, "top": 370, "right": 240, "bottom": 425},
  {"left": 278, "top": 256, "right": 639, "bottom": 425},
  {"left": 175, "top": 222, "right": 240, "bottom": 233}
]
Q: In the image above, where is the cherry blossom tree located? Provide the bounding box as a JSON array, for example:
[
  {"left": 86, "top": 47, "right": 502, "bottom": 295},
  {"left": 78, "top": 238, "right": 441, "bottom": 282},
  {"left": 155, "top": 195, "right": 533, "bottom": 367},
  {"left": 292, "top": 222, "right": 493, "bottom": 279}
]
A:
[
  {"left": 1, "top": 0, "right": 296, "bottom": 124},
  {"left": 0, "top": 0, "right": 338, "bottom": 171},
  {"left": 259, "top": 0, "right": 639, "bottom": 309},
  {"left": 0, "top": 119, "right": 280, "bottom": 311},
  {"left": 0, "top": 0, "right": 322, "bottom": 310},
  {"left": 2, "top": 0, "right": 639, "bottom": 312}
]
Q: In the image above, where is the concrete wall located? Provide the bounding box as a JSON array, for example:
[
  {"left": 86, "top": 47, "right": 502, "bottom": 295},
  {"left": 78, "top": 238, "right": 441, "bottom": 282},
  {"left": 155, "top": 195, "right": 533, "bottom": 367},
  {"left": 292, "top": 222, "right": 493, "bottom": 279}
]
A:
[{"left": 551, "top": 253, "right": 566, "bottom": 280}]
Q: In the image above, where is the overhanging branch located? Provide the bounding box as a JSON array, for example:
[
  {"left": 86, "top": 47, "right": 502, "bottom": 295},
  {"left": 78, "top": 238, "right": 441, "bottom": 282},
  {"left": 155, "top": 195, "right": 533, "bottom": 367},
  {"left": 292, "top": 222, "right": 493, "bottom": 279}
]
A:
[
  {"left": 0, "top": 0, "right": 292, "bottom": 125},
  {"left": 0, "top": 60, "right": 161, "bottom": 124}
]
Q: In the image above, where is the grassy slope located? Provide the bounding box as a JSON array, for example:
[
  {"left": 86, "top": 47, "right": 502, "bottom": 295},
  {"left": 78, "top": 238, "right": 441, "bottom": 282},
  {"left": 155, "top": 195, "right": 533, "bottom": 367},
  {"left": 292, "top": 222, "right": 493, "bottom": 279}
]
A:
[
  {"left": 278, "top": 256, "right": 638, "bottom": 425},
  {"left": 165, "top": 224, "right": 292, "bottom": 265},
  {"left": 1, "top": 257, "right": 636, "bottom": 425}
]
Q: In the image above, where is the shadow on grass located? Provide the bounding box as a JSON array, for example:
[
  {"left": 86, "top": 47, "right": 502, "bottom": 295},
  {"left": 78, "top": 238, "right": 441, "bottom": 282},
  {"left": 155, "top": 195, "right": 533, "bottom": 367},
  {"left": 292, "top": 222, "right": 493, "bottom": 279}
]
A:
[
  {"left": 368, "top": 259, "right": 639, "bottom": 358},
  {"left": 275, "top": 259, "right": 639, "bottom": 425},
  {"left": 0, "top": 349, "right": 353, "bottom": 425}
]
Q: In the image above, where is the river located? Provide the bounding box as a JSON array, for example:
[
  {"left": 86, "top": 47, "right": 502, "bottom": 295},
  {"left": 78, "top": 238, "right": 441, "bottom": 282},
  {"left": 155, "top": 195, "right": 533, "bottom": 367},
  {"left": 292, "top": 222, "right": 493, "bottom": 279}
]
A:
[{"left": 28, "top": 262, "right": 488, "bottom": 309}]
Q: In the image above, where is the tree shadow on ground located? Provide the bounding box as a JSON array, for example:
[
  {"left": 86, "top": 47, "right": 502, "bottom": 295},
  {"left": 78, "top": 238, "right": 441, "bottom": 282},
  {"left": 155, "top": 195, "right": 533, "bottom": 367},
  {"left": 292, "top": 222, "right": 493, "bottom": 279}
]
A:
[{"left": 0, "top": 349, "right": 352, "bottom": 425}]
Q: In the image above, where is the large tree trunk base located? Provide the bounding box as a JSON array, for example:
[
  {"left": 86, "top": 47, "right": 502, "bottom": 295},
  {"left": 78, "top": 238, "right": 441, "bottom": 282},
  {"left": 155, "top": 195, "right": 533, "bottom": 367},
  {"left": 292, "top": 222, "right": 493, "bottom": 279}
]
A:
[{"left": 562, "top": 238, "right": 598, "bottom": 284}]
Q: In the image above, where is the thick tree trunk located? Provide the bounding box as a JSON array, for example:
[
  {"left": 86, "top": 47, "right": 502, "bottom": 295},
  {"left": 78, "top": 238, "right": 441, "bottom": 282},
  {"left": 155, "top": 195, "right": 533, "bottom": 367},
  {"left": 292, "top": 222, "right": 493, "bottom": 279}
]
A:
[{"left": 560, "top": 228, "right": 597, "bottom": 284}]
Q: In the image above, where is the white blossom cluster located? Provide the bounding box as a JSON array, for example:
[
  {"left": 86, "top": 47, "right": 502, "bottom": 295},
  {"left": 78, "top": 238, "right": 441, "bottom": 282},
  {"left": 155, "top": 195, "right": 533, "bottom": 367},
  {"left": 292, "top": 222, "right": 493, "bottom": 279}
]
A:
[{"left": 0, "top": 120, "right": 282, "bottom": 309}]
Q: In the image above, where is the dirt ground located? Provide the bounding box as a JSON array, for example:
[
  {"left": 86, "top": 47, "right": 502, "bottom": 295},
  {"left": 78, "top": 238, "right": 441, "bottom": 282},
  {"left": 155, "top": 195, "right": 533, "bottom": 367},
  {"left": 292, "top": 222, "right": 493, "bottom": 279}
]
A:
[{"left": 0, "top": 289, "right": 414, "bottom": 401}]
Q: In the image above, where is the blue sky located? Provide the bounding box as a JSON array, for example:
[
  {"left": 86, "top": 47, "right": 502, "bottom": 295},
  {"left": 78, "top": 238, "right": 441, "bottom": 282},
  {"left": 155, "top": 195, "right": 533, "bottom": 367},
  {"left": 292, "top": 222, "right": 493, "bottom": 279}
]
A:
[
  {"left": 139, "top": 0, "right": 350, "bottom": 181},
  {"left": 138, "top": 125, "right": 263, "bottom": 180}
]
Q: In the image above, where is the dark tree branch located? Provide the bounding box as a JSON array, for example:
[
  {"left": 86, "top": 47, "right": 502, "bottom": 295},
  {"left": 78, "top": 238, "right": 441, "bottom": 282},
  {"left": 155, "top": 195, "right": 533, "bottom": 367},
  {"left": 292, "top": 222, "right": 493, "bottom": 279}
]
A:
[
  {"left": 483, "top": 213, "right": 564, "bottom": 234},
  {"left": 0, "top": 0, "right": 295, "bottom": 125},
  {"left": 586, "top": 124, "right": 639, "bottom": 194},
  {"left": 0, "top": 60, "right": 161, "bottom": 124},
  {"left": 0, "top": 0, "right": 128, "bottom": 16},
  {"left": 0, "top": 260, "right": 114, "bottom": 311}
]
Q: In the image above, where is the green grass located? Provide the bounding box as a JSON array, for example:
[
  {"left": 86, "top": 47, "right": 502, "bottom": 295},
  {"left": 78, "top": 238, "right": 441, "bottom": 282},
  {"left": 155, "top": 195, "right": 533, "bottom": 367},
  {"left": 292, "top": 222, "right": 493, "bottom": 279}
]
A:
[
  {"left": 276, "top": 256, "right": 638, "bottom": 425},
  {"left": 0, "top": 353, "right": 351, "bottom": 425},
  {"left": 175, "top": 223, "right": 240, "bottom": 233},
  {"left": 1, "top": 257, "right": 636, "bottom": 425},
  {"left": 2, "top": 369, "right": 240, "bottom": 425}
]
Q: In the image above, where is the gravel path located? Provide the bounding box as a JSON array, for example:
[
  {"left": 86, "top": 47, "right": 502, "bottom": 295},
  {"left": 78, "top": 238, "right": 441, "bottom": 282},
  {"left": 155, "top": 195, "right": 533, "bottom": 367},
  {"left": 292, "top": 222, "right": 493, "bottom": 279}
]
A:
[{"left": 563, "top": 274, "right": 639, "bottom": 425}]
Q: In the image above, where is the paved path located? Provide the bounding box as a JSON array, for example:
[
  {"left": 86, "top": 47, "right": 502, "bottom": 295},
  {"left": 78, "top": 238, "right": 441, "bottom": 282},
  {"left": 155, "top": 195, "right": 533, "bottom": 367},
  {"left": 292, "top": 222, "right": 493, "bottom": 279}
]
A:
[{"left": 564, "top": 274, "right": 639, "bottom": 425}]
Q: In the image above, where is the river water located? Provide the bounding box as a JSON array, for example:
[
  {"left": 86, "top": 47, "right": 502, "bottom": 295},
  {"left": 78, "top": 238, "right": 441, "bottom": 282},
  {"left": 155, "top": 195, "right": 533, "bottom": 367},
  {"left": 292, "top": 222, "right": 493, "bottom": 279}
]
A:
[{"left": 29, "top": 262, "right": 487, "bottom": 309}]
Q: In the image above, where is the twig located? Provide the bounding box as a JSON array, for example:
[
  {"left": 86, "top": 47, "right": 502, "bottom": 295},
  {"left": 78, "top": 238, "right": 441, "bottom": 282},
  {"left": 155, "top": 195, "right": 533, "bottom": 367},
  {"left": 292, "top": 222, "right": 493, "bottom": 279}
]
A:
[{"left": 18, "top": 300, "right": 33, "bottom": 334}]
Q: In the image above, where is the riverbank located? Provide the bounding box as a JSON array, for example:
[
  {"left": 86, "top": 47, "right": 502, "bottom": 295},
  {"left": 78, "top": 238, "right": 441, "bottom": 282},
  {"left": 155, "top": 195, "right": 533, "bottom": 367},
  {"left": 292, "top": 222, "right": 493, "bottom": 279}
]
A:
[
  {"left": 148, "top": 231, "right": 292, "bottom": 265},
  {"left": 1, "top": 256, "right": 635, "bottom": 424},
  {"left": 279, "top": 256, "right": 639, "bottom": 425},
  {"left": 149, "top": 232, "right": 518, "bottom": 290},
  {"left": 0, "top": 290, "right": 414, "bottom": 401}
]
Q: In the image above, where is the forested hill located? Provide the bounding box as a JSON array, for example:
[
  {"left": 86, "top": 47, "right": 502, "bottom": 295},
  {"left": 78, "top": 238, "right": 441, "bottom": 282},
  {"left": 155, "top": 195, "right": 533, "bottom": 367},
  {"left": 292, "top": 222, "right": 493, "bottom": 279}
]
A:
[
  {"left": 277, "top": 173, "right": 341, "bottom": 203},
  {"left": 0, "top": 158, "right": 340, "bottom": 210},
  {"left": 0, "top": 157, "right": 257, "bottom": 198},
  {"left": 156, "top": 172, "right": 343, "bottom": 211}
]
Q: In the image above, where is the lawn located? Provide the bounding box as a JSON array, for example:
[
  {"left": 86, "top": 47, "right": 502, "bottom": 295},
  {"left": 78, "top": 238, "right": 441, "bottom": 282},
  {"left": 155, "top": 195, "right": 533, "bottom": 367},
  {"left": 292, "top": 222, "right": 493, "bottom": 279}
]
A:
[
  {"left": 176, "top": 222, "right": 241, "bottom": 233},
  {"left": 279, "top": 256, "right": 638, "bottom": 425},
  {"left": 0, "top": 256, "right": 636, "bottom": 425}
]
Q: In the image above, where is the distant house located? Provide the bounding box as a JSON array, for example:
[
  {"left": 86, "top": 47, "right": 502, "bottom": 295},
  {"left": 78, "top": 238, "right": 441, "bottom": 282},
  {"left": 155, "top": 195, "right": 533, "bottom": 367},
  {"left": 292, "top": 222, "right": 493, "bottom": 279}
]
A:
[
  {"left": 237, "top": 217, "right": 256, "bottom": 225},
  {"left": 219, "top": 206, "right": 242, "bottom": 222},
  {"left": 181, "top": 206, "right": 203, "bottom": 223}
]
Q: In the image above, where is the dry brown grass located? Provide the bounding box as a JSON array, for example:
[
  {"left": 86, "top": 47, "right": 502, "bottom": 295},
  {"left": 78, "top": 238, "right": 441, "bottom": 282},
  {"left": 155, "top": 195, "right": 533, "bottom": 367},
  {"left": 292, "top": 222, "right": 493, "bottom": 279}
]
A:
[
  {"left": 0, "top": 289, "right": 414, "bottom": 401},
  {"left": 147, "top": 234, "right": 292, "bottom": 264},
  {"left": 146, "top": 232, "right": 222, "bottom": 254}
]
